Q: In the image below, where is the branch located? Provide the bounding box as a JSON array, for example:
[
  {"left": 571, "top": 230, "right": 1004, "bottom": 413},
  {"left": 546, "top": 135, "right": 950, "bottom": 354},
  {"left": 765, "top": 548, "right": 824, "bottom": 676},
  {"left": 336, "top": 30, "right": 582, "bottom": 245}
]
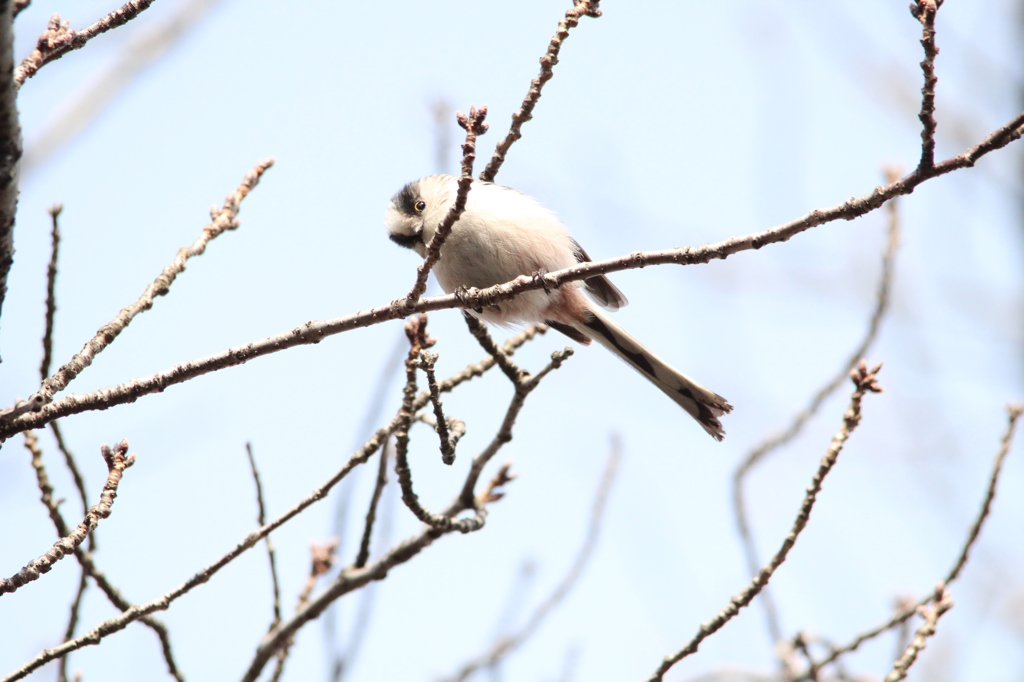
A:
[
  {"left": 406, "top": 106, "right": 488, "bottom": 306},
  {"left": 479, "top": 0, "right": 602, "bottom": 182},
  {"left": 267, "top": 539, "right": 339, "bottom": 682},
  {"left": 14, "top": 1, "right": 159, "bottom": 89},
  {"left": 440, "top": 438, "right": 621, "bottom": 682},
  {"left": 0, "top": 0, "right": 20, "bottom": 349},
  {"left": 40, "top": 204, "right": 63, "bottom": 380},
  {"left": 29, "top": 158, "right": 273, "bottom": 405},
  {"left": 418, "top": 351, "right": 460, "bottom": 464},
  {"left": 732, "top": 167, "right": 902, "bottom": 646},
  {"left": 23, "top": 430, "right": 181, "bottom": 679},
  {"left": 882, "top": 585, "right": 952, "bottom": 682},
  {"left": 51, "top": 421, "right": 90, "bottom": 528},
  {"left": 911, "top": 0, "right": 941, "bottom": 170},
  {"left": 246, "top": 443, "right": 282, "bottom": 628},
  {"left": 811, "top": 402, "right": 1023, "bottom": 671},
  {"left": 0, "top": 440, "right": 135, "bottom": 596},
  {"left": 645, "top": 363, "right": 884, "bottom": 682},
  {"left": 6, "top": 103, "right": 1024, "bottom": 437}
]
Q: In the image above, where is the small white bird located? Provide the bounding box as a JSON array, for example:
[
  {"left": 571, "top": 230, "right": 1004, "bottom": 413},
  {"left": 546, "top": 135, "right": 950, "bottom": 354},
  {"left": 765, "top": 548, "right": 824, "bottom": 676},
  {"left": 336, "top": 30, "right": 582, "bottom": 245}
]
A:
[{"left": 385, "top": 175, "right": 732, "bottom": 440}]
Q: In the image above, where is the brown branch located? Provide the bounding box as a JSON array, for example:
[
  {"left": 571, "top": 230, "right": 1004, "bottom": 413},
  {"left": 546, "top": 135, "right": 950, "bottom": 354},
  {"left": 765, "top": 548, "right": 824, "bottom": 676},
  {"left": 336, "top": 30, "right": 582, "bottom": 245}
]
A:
[
  {"left": 31, "top": 157, "right": 273, "bottom": 404},
  {"left": 812, "top": 402, "right": 1023, "bottom": 671},
  {"left": 911, "top": 0, "right": 940, "bottom": 170},
  {"left": 11, "top": 0, "right": 29, "bottom": 18},
  {"left": 479, "top": 0, "right": 602, "bottom": 182},
  {"left": 733, "top": 167, "right": 902, "bottom": 647},
  {"left": 246, "top": 442, "right": 282, "bottom": 627},
  {"left": 0, "top": 0, "right": 20, "bottom": 350},
  {"left": 440, "top": 438, "right": 621, "bottom": 682},
  {"left": 6, "top": 103, "right": 1023, "bottom": 438},
  {"left": 463, "top": 312, "right": 524, "bottom": 384},
  {"left": 882, "top": 585, "right": 953, "bottom": 682},
  {"left": 645, "top": 362, "right": 884, "bottom": 682},
  {"left": 452, "top": 345, "right": 573, "bottom": 513},
  {"left": 406, "top": 106, "right": 488, "bottom": 306},
  {"left": 14, "top": 1, "right": 159, "bottom": 89},
  {"left": 0, "top": 440, "right": 135, "bottom": 596},
  {"left": 0, "top": 86, "right": 1019, "bottom": 436},
  {"left": 40, "top": 204, "right": 62, "bottom": 380}
]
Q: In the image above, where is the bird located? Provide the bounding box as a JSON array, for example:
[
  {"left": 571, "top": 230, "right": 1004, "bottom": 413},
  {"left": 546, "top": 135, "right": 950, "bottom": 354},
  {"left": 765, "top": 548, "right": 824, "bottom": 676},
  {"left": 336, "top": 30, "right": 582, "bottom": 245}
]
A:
[{"left": 385, "top": 174, "right": 732, "bottom": 440}]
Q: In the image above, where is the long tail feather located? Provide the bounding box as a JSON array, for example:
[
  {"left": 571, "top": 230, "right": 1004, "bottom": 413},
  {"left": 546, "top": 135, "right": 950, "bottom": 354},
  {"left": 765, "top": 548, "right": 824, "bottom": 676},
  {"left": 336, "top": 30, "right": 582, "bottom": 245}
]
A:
[{"left": 574, "top": 309, "right": 732, "bottom": 440}]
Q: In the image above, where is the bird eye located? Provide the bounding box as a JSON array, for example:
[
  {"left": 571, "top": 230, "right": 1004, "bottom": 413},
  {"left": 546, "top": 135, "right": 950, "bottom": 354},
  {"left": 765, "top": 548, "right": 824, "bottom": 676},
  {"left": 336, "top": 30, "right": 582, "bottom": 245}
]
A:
[{"left": 414, "top": 200, "right": 426, "bottom": 212}]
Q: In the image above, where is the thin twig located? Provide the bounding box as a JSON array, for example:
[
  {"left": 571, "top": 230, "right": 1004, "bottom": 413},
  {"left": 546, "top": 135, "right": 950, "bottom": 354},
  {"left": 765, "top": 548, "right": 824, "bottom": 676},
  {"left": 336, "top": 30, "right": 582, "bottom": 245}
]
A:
[
  {"left": 645, "top": 362, "right": 884, "bottom": 682},
  {"left": 24, "top": 429, "right": 69, "bottom": 536},
  {"left": 440, "top": 437, "right": 621, "bottom": 682},
  {"left": 32, "top": 158, "right": 273, "bottom": 405},
  {"left": 7, "top": 104, "right": 1024, "bottom": 438},
  {"left": 418, "top": 351, "right": 460, "bottom": 464},
  {"left": 0, "top": 0, "right": 20, "bottom": 348},
  {"left": 267, "top": 539, "right": 339, "bottom": 682},
  {"left": 0, "top": 441, "right": 136, "bottom": 596},
  {"left": 57, "top": 568, "right": 88, "bottom": 682},
  {"left": 14, "top": 1, "right": 159, "bottom": 89},
  {"left": 462, "top": 312, "right": 524, "bottom": 384},
  {"left": 479, "top": 0, "right": 602, "bottom": 182},
  {"left": 882, "top": 585, "right": 952, "bottom": 682},
  {"left": 813, "top": 402, "right": 1023, "bottom": 670},
  {"left": 246, "top": 442, "right": 281, "bottom": 628},
  {"left": 355, "top": 441, "right": 391, "bottom": 569},
  {"left": 911, "top": 0, "right": 941, "bottom": 170},
  {"left": 732, "top": 167, "right": 902, "bottom": 647},
  {"left": 40, "top": 204, "right": 63, "bottom": 380},
  {"left": 406, "top": 106, "right": 488, "bottom": 306},
  {"left": 50, "top": 421, "right": 90, "bottom": 529}
]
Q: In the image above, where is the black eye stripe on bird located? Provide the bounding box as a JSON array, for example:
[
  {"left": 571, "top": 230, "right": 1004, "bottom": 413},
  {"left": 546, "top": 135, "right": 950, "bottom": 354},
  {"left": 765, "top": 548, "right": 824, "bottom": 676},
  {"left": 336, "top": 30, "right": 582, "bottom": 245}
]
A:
[{"left": 384, "top": 174, "right": 732, "bottom": 440}]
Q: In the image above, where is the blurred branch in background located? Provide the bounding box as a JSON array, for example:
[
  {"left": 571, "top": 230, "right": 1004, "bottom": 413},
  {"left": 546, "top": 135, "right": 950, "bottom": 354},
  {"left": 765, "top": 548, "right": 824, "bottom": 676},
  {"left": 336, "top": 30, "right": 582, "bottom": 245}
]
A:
[
  {"left": 733, "top": 166, "right": 902, "bottom": 650},
  {"left": 439, "top": 436, "right": 621, "bottom": 682},
  {"left": 647, "top": 362, "right": 885, "bottom": 682},
  {"left": 23, "top": 0, "right": 227, "bottom": 177}
]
